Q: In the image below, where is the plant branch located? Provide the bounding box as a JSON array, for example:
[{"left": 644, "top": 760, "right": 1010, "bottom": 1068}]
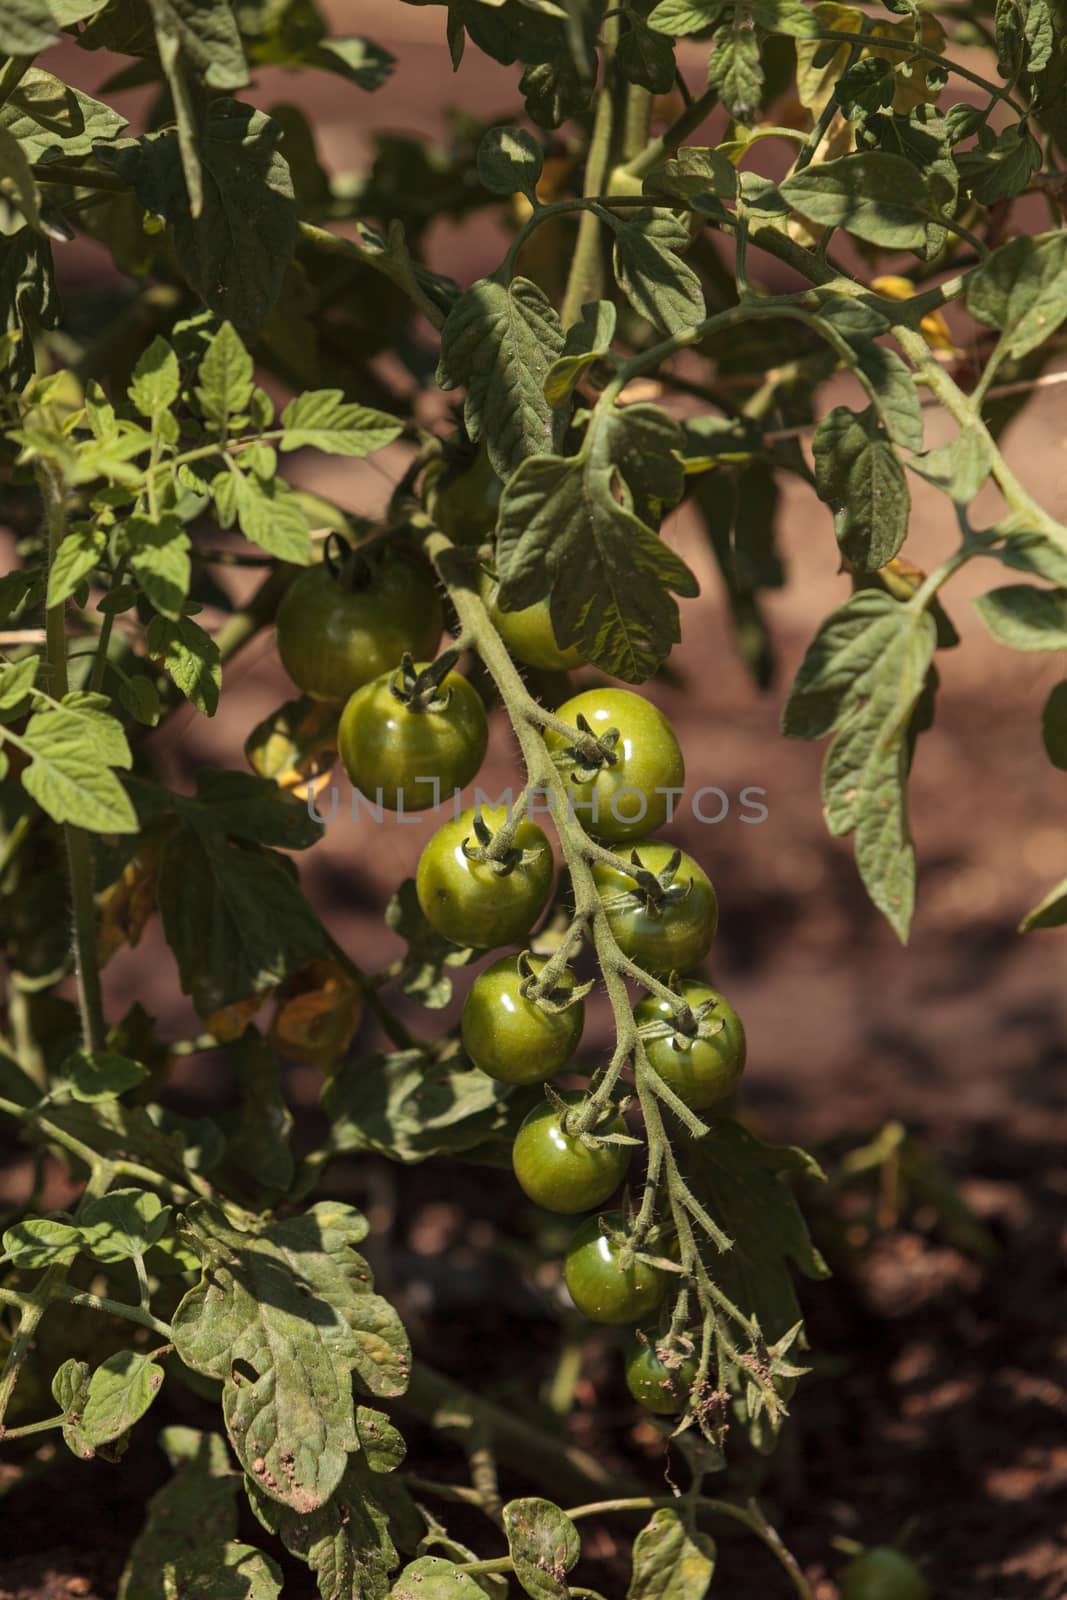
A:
[{"left": 562, "top": 13, "right": 620, "bottom": 327}]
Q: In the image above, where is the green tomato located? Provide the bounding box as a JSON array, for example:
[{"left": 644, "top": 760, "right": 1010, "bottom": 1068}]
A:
[
  {"left": 840, "top": 1549, "right": 930, "bottom": 1600},
  {"left": 563, "top": 1212, "right": 668, "bottom": 1325},
  {"left": 512, "top": 1091, "right": 630, "bottom": 1213},
  {"left": 634, "top": 981, "right": 745, "bottom": 1111},
  {"left": 545, "top": 689, "right": 684, "bottom": 843},
  {"left": 338, "top": 664, "right": 488, "bottom": 811},
  {"left": 461, "top": 955, "right": 584, "bottom": 1085},
  {"left": 482, "top": 575, "right": 584, "bottom": 672},
  {"left": 428, "top": 445, "right": 502, "bottom": 545},
  {"left": 275, "top": 555, "right": 442, "bottom": 703},
  {"left": 416, "top": 805, "right": 554, "bottom": 949},
  {"left": 624, "top": 1337, "right": 699, "bottom": 1414},
  {"left": 593, "top": 842, "right": 717, "bottom": 976}
]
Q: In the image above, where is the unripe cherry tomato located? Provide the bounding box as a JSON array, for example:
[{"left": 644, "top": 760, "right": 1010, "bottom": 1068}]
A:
[
  {"left": 840, "top": 1548, "right": 930, "bottom": 1600},
  {"left": 624, "top": 1337, "right": 699, "bottom": 1414},
  {"left": 634, "top": 980, "right": 745, "bottom": 1110},
  {"left": 461, "top": 955, "right": 583, "bottom": 1084},
  {"left": 593, "top": 842, "right": 717, "bottom": 976},
  {"left": 512, "top": 1091, "right": 630, "bottom": 1213},
  {"left": 275, "top": 555, "right": 442, "bottom": 704},
  {"left": 338, "top": 663, "right": 487, "bottom": 810},
  {"left": 546, "top": 689, "right": 684, "bottom": 843},
  {"left": 416, "top": 806, "right": 554, "bottom": 949},
  {"left": 482, "top": 575, "right": 584, "bottom": 672},
  {"left": 563, "top": 1212, "right": 668, "bottom": 1324}
]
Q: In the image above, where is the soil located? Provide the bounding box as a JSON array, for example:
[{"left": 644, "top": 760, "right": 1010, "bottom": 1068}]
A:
[{"left": 3, "top": 6, "right": 1067, "bottom": 1598}]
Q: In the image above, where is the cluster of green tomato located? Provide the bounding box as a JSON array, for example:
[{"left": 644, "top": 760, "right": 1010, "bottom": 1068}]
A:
[{"left": 274, "top": 544, "right": 746, "bottom": 1415}]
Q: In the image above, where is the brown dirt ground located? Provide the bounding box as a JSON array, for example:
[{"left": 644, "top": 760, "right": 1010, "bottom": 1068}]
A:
[{"left": 3, "top": 6, "right": 1067, "bottom": 1597}]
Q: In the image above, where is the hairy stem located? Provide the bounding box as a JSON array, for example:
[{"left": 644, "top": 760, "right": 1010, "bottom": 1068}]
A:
[{"left": 562, "top": 14, "right": 620, "bottom": 327}]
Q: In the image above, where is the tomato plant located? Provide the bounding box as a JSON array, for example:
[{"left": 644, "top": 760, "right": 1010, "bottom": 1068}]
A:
[{"left": 0, "top": 0, "right": 1063, "bottom": 1594}]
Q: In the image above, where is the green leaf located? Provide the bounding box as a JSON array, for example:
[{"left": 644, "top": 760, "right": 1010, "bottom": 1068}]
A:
[
  {"left": 1042, "top": 680, "right": 1067, "bottom": 771},
  {"left": 211, "top": 469, "right": 311, "bottom": 563},
  {"left": 1019, "top": 874, "right": 1067, "bottom": 932},
  {"left": 0, "top": 128, "right": 42, "bottom": 236},
  {"left": 2, "top": 1216, "right": 81, "bottom": 1268},
  {"left": 248, "top": 1456, "right": 402, "bottom": 1600},
  {"left": 437, "top": 274, "right": 565, "bottom": 478},
  {"left": 108, "top": 103, "right": 296, "bottom": 336},
  {"left": 46, "top": 523, "right": 106, "bottom": 608},
  {"left": 223, "top": 1029, "right": 294, "bottom": 1195},
  {"left": 644, "top": 144, "right": 738, "bottom": 207},
  {"left": 648, "top": 0, "right": 725, "bottom": 37},
  {"left": 503, "top": 1499, "right": 580, "bottom": 1600},
  {"left": 146, "top": 615, "right": 221, "bottom": 715},
  {"left": 119, "top": 674, "right": 162, "bottom": 727},
  {"left": 0, "top": 228, "right": 56, "bottom": 389},
  {"left": 617, "top": 14, "right": 676, "bottom": 93},
  {"left": 973, "top": 583, "right": 1067, "bottom": 650},
  {"left": 909, "top": 427, "right": 992, "bottom": 503},
  {"left": 81, "top": 1350, "right": 165, "bottom": 1446},
  {"left": 813, "top": 405, "right": 909, "bottom": 571},
  {"left": 543, "top": 298, "right": 616, "bottom": 408},
  {"left": 20, "top": 704, "right": 137, "bottom": 834},
  {"left": 325, "top": 1049, "right": 520, "bottom": 1163},
  {"left": 166, "top": 1544, "right": 283, "bottom": 1600},
  {"left": 114, "top": 513, "right": 191, "bottom": 620},
  {"left": 627, "top": 1508, "right": 716, "bottom": 1599},
  {"left": 195, "top": 321, "right": 254, "bottom": 425},
  {"left": 707, "top": 20, "right": 763, "bottom": 121},
  {"left": 0, "top": 653, "right": 39, "bottom": 711},
  {"left": 390, "top": 1557, "right": 480, "bottom": 1598},
  {"left": 50, "top": 1358, "right": 97, "bottom": 1459},
  {"left": 62, "top": 1047, "right": 149, "bottom": 1101},
  {"left": 607, "top": 208, "right": 705, "bottom": 335},
  {"left": 780, "top": 152, "right": 931, "bottom": 250},
  {"left": 496, "top": 403, "right": 697, "bottom": 683},
  {"left": 783, "top": 590, "right": 937, "bottom": 938},
  {"left": 118, "top": 1429, "right": 241, "bottom": 1600},
  {"left": 966, "top": 231, "right": 1067, "bottom": 361},
  {"left": 477, "top": 125, "right": 543, "bottom": 200},
  {"left": 0, "top": 69, "right": 126, "bottom": 162},
  {"left": 356, "top": 1406, "right": 406, "bottom": 1474},
  {"left": 158, "top": 824, "right": 328, "bottom": 1014},
  {"left": 847, "top": 335, "right": 924, "bottom": 453},
  {"left": 171, "top": 1201, "right": 410, "bottom": 1513},
  {"left": 681, "top": 1120, "right": 828, "bottom": 1340},
  {"left": 173, "top": 767, "right": 325, "bottom": 851},
  {"left": 0, "top": 0, "right": 58, "bottom": 55},
  {"left": 279, "top": 390, "right": 403, "bottom": 456},
  {"left": 384, "top": 879, "right": 475, "bottom": 1010},
  {"left": 956, "top": 122, "right": 1040, "bottom": 205},
  {"left": 81, "top": 1187, "right": 171, "bottom": 1262},
  {"left": 128, "top": 335, "right": 180, "bottom": 417}
]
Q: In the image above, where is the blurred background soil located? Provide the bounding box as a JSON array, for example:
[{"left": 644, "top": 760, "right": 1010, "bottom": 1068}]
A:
[{"left": 2, "top": 5, "right": 1067, "bottom": 1597}]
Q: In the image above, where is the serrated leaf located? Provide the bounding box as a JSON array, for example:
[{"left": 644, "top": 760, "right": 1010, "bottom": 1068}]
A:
[
  {"left": 0, "top": 69, "right": 126, "bottom": 163},
  {"left": 195, "top": 321, "right": 253, "bottom": 424},
  {"left": 503, "top": 1499, "right": 580, "bottom": 1600},
  {"left": 118, "top": 1430, "right": 241, "bottom": 1600},
  {"left": 437, "top": 275, "right": 564, "bottom": 478},
  {"left": 496, "top": 404, "right": 696, "bottom": 683},
  {"left": 158, "top": 824, "right": 328, "bottom": 1015},
  {"left": 783, "top": 590, "right": 936, "bottom": 937},
  {"left": 119, "top": 675, "right": 162, "bottom": 727},
  {"left": 212, "top": 469, "right": 311, "bottom": 563},
  {"left": 63, "top": 1048, "right": 149, "bottom": 1102},
  {"left": 81, "top": 1187, "right": 171, "bottom": 1262},
  {"left": 324, "top": 1050, "right": 518, "bottom": 1163},
  {"left": 648, "top": 0, "right": 725, "bottom": 35},
  {"left": 813, "top": 405, "right": 909, "bottom": 571},
  {"left": 47, "top": 524, "right": 106, "bottom": 608},
  {"left": 707, "top": 20, "right": 763, "bottom": 121},
  {"left": 146, "top": 615, "right": 221, "bottom": 716},
  {"left": 20, "top": 705, "right": 137, "bottom": 834},
  {"left": 644, "top": 144, "right": 738, "bottom": 207},
  {"left": 966, "top": 231, "right": 1067, "bottom": 361},
  {"left": 171, "top": 1201, "right": 410, "bottom": 1513},
  {"left": 279, "top": 390, "right": 402, "bottom": 456},
  {"left": 780, "top": 152, "right": 931, "bottom": 249},
  {"left": 608, "top": 208, "right": 705, "bottom": 335},
  {"left": 973, "top": 583, "right": 1067, "bottom": 650},
  {"left": 114, "top": 514, "right": 191, "bottom": 620},
  {"left": 627, "top": 1508, "right": 716, "bottom": 1599},
  {"left": 129, "top": 335, "right": 180, "bottom": 418},
  {"left": 477, "top": 125, "right": 543, "bottom": 199},
  {"left": 617, "top": 15, "right": 676, "bottom": 92},
  {"left": 81, "top": 1351, "right": 165, "bottom": 1446},
  {"left": 0, "top": 654, "right": 38, "bottom": 711},
  {"left": 2, "top": 1216, "right": 81, "bottom": 1268}
]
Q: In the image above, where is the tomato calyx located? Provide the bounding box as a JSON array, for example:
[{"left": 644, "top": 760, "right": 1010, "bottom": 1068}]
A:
[
  {"left": 638, "top": 989, "right": 727, "bottom": 1053},
  {"left": 553, "top": 711, "right": 621, "bottom": 783},
  {"left": 546, "top": 1084, "right": 637, "bottom": 1149},
  {"left": 322, "top": 530, "right": 396, "bottom": 594},
  {"left": 388, "top": 649, "right": 462, "bottom": 713},
  {"left": 461, "top": 805, "right": 547, "bottom": 878},
  {"left": 606, "top": 848, "right": 694, "bottom": 918},
  {"left": 516, "top": 948, "right": 590, "bottom": 1015}
]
